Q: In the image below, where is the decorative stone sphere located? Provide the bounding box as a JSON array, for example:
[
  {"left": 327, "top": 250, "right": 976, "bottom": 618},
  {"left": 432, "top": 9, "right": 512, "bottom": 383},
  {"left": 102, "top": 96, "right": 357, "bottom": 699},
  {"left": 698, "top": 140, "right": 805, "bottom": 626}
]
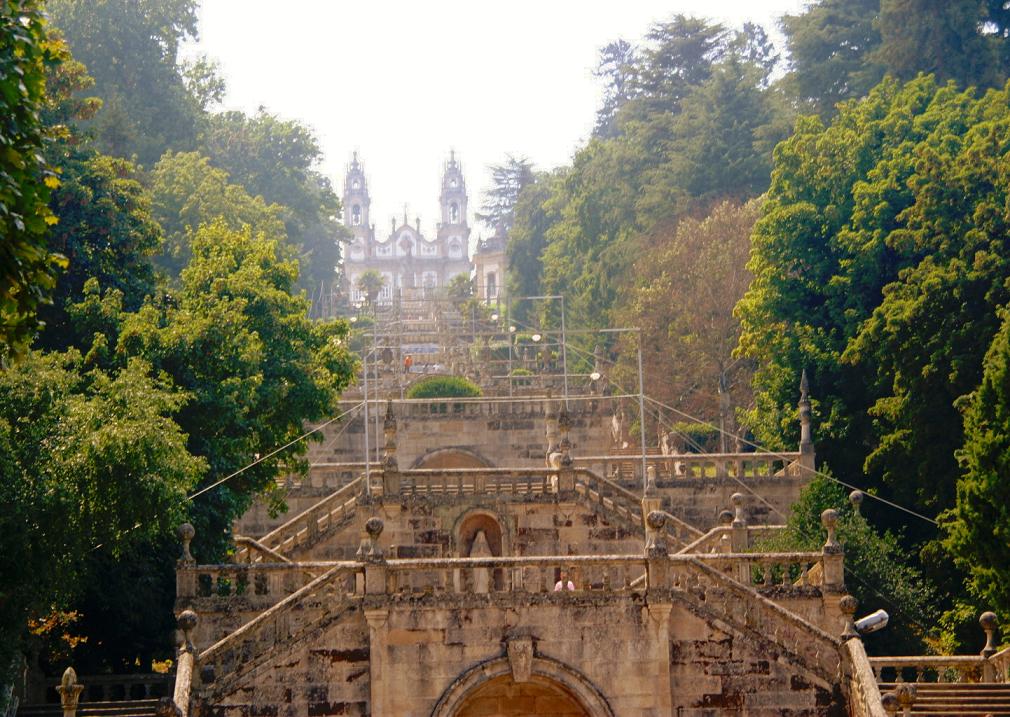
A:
[
  {"left": 646, "top": 511, "right": 666, "bottom": 531},
  {"left": 848, "top": 490, "right": 864, "bottom": 509},
  {"left": 981, "top": 611, "right": 998, "bottom": 631},
  {"left": 177, "top": 522, "right": 195, "bottom": 542},
  {"left": 719, "top": 510, "right": 734, "bottom": 526},
  {"left": 365, "top": 517, "right": 384, "bottom": 539},
  {"left": 730, "top": 492, "right": 744, "bottom": 507},
  {"left": 880, "top": 693, "right": 898, "bottom": 713},
  {"left": 839, "top": 594, "right": 858, "bottom": 617},
  {"left": 177, "top": 609, "right": 198, "bottom": 633},
  {"left": 821, "top": 508, "right": 838, "bottom": 529}
]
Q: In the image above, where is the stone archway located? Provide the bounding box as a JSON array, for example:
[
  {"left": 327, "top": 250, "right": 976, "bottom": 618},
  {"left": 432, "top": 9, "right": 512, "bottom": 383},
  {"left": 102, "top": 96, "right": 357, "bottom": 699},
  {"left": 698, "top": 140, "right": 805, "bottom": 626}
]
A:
[
  {"left": 453, "top": 674, "right": 588, "bottom": 717},
  {"left": 412, "top": 447, "right": 493, "bottom": 469},
  {"left": 430, "top": 654, "right": 614, "bottom": 717}
]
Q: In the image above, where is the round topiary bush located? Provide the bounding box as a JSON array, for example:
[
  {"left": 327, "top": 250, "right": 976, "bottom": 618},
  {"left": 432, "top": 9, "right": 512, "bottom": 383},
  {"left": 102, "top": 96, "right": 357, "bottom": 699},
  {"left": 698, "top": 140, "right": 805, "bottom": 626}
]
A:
[{"left": 406, "top": 375, "right": 482, "bottom": 399}]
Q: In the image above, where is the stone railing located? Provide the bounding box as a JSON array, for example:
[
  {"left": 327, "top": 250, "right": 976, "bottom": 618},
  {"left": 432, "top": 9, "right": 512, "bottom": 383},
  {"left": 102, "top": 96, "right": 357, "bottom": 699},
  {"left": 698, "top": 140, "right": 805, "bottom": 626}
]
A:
[
  {"left": 869, "top": 655, "right": 987, "bottom": 684},
  {"left": 692, "top": 551, "right": 824, "bottom": 590},
  {"left": 380, "top": 554, "right": 650, "bottom": 596},
  {"left": 278, "top": 462, "right": 367, "bottom": 490},
  {"left": 197, "top": 562, "right": 358, "bottom": 694},
  {"left": 572, "top": 469, "right": 643, "bottom": 529},
  {"left": 573, "top": 451, "right": 805, "bottom": 484},
  {"left": 234, "top": 476, "right": 363, "bottom": 562},
  {"left": 843, "top": 638, "right": 889, "bottom": 717},
  {"left": 398, "top": 468, "right": 553, "bottom": 496},
  {"left": 991, "top": 645, "right": 1010, "bottom": 682},
  {"left": 671, "top": 558, "right": 842, "bottom": 682},
  {"left": 176, "top": 562, "right": 338, "bottom": 606},
  {"left": 676, "top": 524, "right": 787, "bottom": 554}
]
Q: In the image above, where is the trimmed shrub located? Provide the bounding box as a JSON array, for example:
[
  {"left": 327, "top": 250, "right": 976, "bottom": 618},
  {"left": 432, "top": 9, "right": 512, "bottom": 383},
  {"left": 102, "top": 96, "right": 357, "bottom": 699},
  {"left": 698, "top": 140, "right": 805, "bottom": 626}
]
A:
[{"left": 406, "top": 375, "right": 482, "bottom": 399}]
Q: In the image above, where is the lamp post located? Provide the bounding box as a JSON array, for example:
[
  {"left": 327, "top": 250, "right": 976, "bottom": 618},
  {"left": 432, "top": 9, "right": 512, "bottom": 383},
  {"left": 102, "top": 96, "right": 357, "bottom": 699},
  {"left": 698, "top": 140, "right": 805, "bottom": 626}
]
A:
[{"left": 508, "top": 294, "right": 569, "bottom": 408}]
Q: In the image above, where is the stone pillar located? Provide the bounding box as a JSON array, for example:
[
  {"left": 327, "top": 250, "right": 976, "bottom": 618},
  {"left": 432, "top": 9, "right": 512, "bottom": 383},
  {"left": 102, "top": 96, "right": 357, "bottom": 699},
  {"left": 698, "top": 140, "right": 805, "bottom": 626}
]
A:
[
  {"left": 642, "top": 469, "right": 663, "bottom": 548},
  {"left": 646, "top": 511, "right": 669, "bottom": 589},
  {"left": 358, "top": 517, "right": 387, "bottom": 595},
  {"left": 730, "top": 493, "right": 749, "bottom": 583},
  {"left": 981, "top": 611, "right": 998, "bottom": 681},
  {"left": 173, "top": 611, "right": 197, "bottom": 714},
  {"left": 556, "top": 408, "right": 575, "bottom": 492},
  {"left": 381, "top": 401, "right": 400, "bottom": 495},
  {"left": 365, "top": 608, "right": 389, "bottom": 716},
  {"left": 821, "top": 508, "right": 846, "bottom": 630},
  {"left": 647, "top": 601, "right": 674, "bottom": 712},
  {"left": 176, "top": 523, "right": 196, "bottom": 599},
  {"left": 57, "top": 667, "right": 84, "bottom": 717},
  {"left": 798, "top": 369, "right": 816, "bottom": 473}
]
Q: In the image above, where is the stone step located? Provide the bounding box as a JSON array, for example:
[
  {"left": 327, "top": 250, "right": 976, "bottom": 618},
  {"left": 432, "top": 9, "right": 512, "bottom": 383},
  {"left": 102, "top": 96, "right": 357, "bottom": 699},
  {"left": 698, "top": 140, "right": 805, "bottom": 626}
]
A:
[
  {"left": 878, "top": 682, "right": 1010, "bottom": 715},
  {"left": 19, "top": 699, "right": 160, "bottom": 717}
]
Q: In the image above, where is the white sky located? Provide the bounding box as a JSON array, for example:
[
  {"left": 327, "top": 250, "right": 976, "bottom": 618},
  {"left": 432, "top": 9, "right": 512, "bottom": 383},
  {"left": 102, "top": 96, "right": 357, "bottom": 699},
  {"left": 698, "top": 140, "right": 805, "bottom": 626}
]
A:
[{"left": 183, "top": 0, "right": 806, "bottom": 238}]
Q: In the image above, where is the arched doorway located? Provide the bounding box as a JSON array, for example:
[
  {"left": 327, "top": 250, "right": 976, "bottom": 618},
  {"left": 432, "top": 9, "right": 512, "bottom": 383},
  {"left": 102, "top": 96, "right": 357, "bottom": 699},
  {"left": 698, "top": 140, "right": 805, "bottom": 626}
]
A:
[
  {"left": 453, "top": 674, "right": 588, "bottom": 717},
  {"left": 430, "top": 654, "right": 613, "bottom": 717}
]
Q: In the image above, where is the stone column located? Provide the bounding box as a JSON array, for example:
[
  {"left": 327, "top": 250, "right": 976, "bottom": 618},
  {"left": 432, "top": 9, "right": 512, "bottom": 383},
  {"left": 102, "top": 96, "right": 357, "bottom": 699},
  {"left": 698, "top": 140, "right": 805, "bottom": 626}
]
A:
[
  {"left": 730, "top": 494, "right": 749, "bottom": 583},
  {"left": 381, "top": 401, "right": 400, "bottom": 495},
  {"left": 821, "top": 508, "right": 846, "bottom": 629},
  {"left": 981, "top": 611, "right": 998, "bottom": 681},
  {"left": 647, "top": 601, "right": 674, "bottom": 712}
]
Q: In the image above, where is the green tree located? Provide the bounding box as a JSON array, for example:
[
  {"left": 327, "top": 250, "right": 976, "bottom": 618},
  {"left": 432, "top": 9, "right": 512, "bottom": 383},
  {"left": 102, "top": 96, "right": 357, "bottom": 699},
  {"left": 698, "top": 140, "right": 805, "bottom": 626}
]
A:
[
  {"left": 356, "top": 270, "right": 385, "bottom": 309},
  {"left": 47, "top": 0, "right": 201, "bottom": 165},
  {"left": 593, "top": 40, "right": 638, "bottom": 138},
  {"left": 200, "top": 109, "right": 345, "bottom": 292},
  {"left": 476, "top": 155, "right": 534, "bottom": 234},
  {"left": 943, "top": 309, "right": 1010, "bottom": 622},
  {"left": 506, "top": 170, "right": 562, "bottom": 315},
  {"left": 757, "top": 475, "right": 938, "bottom": 655},
  {"left": 0, "top": 350, "right": 204, "bottom": 691},
  {"left": 149, "top": 151, "right": 287, "bottom": 277},
  {"left": 0, "top": 1, "right": 66, "bottom": 360}
]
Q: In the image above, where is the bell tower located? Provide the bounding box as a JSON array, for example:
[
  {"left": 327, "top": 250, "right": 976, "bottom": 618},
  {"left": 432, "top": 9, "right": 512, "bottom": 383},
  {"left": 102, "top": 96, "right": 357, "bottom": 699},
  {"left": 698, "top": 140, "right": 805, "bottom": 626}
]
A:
[
  {"left": 439, "top": 150, "right": 468, "bottom": 228},
  {"left": 343, "top": 152, "right": 371, "bottom": 238}
]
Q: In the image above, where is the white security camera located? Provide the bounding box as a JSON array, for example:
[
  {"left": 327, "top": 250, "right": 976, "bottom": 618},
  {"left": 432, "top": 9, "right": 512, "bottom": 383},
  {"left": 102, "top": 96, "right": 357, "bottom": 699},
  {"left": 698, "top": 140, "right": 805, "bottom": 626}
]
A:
[{"left": 854, "top": 609, "right": 889, "bottom": 635}]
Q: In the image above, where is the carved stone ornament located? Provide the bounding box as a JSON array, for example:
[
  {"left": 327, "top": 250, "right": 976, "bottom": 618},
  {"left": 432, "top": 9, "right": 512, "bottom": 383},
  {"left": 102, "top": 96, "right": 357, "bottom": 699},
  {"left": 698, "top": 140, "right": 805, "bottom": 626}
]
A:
[{"left": 506, "top": 635, "right": 534, "bottom": 683}]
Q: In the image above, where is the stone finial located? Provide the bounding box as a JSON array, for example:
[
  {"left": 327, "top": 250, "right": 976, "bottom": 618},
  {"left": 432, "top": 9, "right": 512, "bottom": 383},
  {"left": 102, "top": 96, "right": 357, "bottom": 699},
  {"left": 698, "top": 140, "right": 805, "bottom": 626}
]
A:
[
  {"left": 839, "top": 594, "right": 859, "bottom": 639},
  {"left": 382, "top": 400, "right": 398, "bottom": 471},
  {"left": 177, "top": 610, "right": 198, "bottom": 651},
  {"left": 364, "top": 517, "right": 385, "bottom": 561},
  {"left": 645, "top": 511, "right": 668, "bottom": 556},
  {"left": 58, "top": 667, "right": 84, "bottom": 717},
  {"left": 731, "top": 493, "right": 746, "bottom": 528},
  {"left": 821, "top": 509, "right": 840, "bottom": 552},
  {"left": 848, "top": 490, "right": 864, "bottom": 516},
  {"left": 981, "top": 611, "right": 998, "bottom": 658},
  {"left": 895, "top": 683, "right": 916, "bottom": 716},
  {"left": 719, "top": 509, "right": 734, "bottom": 526},
  {"left": 177, "top": 523, "right": 195, "bottom": 563},
  {"left": 881, "top": 693, "right": 899, "bottom": 716},
  {"left": 644, "top": 465, "right": 657, "bottom": 497}
]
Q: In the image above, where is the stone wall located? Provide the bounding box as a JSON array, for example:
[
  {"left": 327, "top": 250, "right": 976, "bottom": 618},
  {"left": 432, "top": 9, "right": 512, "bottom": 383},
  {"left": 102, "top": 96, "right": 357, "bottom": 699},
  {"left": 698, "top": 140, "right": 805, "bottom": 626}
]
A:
[{"left": 198, "top": 591, "right": 843, "bottom": 717}]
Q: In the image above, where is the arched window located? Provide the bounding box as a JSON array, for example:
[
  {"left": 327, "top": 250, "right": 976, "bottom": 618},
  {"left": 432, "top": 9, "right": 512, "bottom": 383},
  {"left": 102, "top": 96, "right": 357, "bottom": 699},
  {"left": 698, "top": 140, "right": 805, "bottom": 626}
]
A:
[
  {"left": 352, "top": 178, "right": 360, "bottom": 189},
  {"left": 351, "top": 204, "right": 361, "bottom": 225},
  {"left": 448, "top": 240, "right": 462, "bottom": 259},
  {"left": 487, "top": 272, "right": 497, "bottom": 299},
  {"left": 450, "top": 202, "right": 459, "bottom": 224}
]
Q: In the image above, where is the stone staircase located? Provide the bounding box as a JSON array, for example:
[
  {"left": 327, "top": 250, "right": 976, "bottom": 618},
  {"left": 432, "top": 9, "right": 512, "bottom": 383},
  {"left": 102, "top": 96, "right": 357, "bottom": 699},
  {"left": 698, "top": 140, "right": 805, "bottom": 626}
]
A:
[
  {"left": 879, "top": 682, "right": 1010, "bottom": 715},
  {"left": 18, "top": 700, "right": 159, "bottom": 717}
]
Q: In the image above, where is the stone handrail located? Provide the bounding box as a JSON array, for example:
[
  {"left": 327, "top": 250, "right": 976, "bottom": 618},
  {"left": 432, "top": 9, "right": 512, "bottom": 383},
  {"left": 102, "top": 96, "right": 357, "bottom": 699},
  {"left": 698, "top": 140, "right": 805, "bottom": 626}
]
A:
[
  {"left": 198, "top": 562, "right": 358, "bottom": 694},
  {"left": 990, "top": 645, "right": 1010, "bottom": 682},
  {"left": 573, "top": 451, "right": 804, "bottom": 483},
  {"left": 674, "top": 558, "right": 842, "bottom": 681},
  {"left": 692, "top": 551, "right": 824, "bottom": 590},
  {"left": 843, "top": 639, "right": 889, "bottom": 717},
  {"left": 400, "top": 468, "right": 553, "bottom": 496},
  {"left": 573, "top": 469, "right": 643, "bottom": 530},
  {"left": 235, "top": 476, "right": 363, "bottom": 561},
  {"left": 869, "top": 655, "right": 988, "bottom": 683}
]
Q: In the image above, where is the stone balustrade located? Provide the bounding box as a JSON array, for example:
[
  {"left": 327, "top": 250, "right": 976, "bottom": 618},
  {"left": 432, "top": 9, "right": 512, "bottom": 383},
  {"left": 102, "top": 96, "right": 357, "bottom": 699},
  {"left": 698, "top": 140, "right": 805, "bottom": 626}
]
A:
[
  {"left": 234, "top": 476, "right": 362, "bottom": 562},
  {"left": 177, "top": 562, "right": 340, "bottom": 604},
  {"left": 398, "top": 467, "right": 554, "bottom": 496},
  {"left": 991, "top": 646, "right": 1010, "bottom": 682},
  {"left": 278, "top": 462, "right": 367, "bottom": 490},
  {"left": 870, "top": 655, "right": 987, "bottom": 684},
  {"left": 693, "top": 551, "right": 824, "bottom": 590},
  {"left": 573, "top": 451, "right": 804, "bottom": 484}
]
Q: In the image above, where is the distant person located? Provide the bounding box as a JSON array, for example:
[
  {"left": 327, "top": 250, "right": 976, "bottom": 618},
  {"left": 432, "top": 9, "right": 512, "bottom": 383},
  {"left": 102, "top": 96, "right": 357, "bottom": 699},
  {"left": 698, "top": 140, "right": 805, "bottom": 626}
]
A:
[
  {"left": 403, "top": 354, "right": 413, "bottom": 374},
  {"left": 554, "top": 569, "right": 575, "bottom": 591}
]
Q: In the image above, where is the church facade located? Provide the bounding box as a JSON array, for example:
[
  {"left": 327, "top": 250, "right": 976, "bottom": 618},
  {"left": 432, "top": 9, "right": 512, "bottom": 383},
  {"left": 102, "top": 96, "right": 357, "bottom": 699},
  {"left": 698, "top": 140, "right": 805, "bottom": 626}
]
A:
[{"left": 343, "top": 152, "right": 473, "bottom": 306}]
